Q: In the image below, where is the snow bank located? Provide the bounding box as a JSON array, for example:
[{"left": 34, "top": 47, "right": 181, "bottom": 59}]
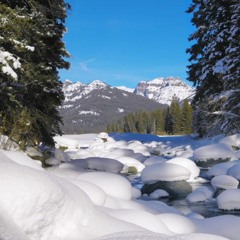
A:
[
  {"left": 0, "top": 156, "right": 143, "bottom": 239},
  {"left": 105, "top": 209, "right": 173, "bottom": 234},
  {"left": 141, "top": 163, "right": 191, "bottom": 182},
  {"left": 75, "top": 172, "right": 133, "bottom": 200},
  {"left": 194, "top": 215, "right": 240, "bottom": 240},
  {"left": 0, "top": 150, "right": 42, "bottom": 170},
  {"left": 97, "top": 232, "right": 229, "bottom": 240},
  {"left": 157, "top": 213, "right": 196, "bottom": 234}
]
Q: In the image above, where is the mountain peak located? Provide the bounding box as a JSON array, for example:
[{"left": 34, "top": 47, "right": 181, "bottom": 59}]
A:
[
  {"left": 134, "top": 77, "right": 195, "bottom": 105},
  {"left": 88, "top": 80, "right": 108, "bottom": 88}
]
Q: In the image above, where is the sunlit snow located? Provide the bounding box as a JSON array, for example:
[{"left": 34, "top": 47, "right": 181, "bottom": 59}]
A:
[{"left": 1, "top": 133, "right": 240, "bottom": 240}]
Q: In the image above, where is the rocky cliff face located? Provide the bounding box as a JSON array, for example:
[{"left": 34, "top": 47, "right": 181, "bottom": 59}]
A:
[{"left": 134, "top": 77, "right": 195, "bottom": 105}]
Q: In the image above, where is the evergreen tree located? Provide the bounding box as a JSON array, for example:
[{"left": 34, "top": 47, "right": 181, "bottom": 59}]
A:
[
  {"left": 0, "top": 0, "right": 70, "bottom": 149},
  {"left": 187, "top": 0, "right": 240, "bottom": 137},
  {"left": 170, "top": 98, "right": 182, "bottom": 134},
  {"left": 181, "top": 99, "right": 193, "bottom": 134}
]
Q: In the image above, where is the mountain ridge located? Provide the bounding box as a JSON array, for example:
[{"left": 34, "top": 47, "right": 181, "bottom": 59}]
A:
[{"left": 60, "top": 79, "right": 167, "bottom": 134}]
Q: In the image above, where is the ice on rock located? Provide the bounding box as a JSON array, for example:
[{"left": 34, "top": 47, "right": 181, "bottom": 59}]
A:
[
  {"left": 187, "top": 186, "right": 214, "bottom": 203},
  {"left": 193, "top": 143, "right": 234, "bottom": 163},
  {"left": 141, "top": 163, "right": 191, "bottom": 182},
  {"left": 166, "top": 157, "right": 200, "bottom": 181},
  {"left": 217, "top": 189, "right": 240, "bottom": 210},
  {"left": 211, "top": 175, "right": 239, "bottom": 190}
]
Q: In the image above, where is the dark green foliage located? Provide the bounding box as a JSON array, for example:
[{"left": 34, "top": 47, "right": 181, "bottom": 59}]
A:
[
  {"left": 187, "top": 0, "right": 240, "bottom": 137},
  {"left": 107, "top": 99, "right": 193, "bottom": 135},
  {"left": 0, "top": 0, "right": 70, "bottom": 149}
]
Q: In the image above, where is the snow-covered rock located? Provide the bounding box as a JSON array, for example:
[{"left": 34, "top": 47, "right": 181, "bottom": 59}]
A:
[
  {"left": 211, "top": 175, "right": 239, "bottom": 190},
  {"left": 141, "top": 163, "right": 191, "bottom": 182},
  {"left": 227, "top": 163, "right": 240, "bottom": 180},
  {"left": 166, "top": 157, "right": 200, "bottom": 181},
  {"left": 143, "top": 155, "right": 168, "bottom": 166},
  {"left": 193, "top": 143, "right": 234, "bottom": 166},
  {"left": 149, "top": 189, "right": 169, "bottom": 199},
  {"left": 60, "top": 157, "right": 124, "bottom": 173},
  {"left": 217, "top": 189, "right": 240, "bottom": 210},
  {"left": 187, "top": 186, "right": 214, "bottom": 203},
  {"left": 207, "top": 160, "right": 240, "bottom": 178}
]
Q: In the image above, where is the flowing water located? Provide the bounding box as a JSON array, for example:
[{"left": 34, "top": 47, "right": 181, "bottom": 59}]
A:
[{"left": 129, "top": 174, "right": 240, "bottom": 218}]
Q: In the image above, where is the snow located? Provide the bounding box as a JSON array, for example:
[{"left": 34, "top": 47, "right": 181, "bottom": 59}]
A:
[
  {"left": 211, "top": 175, "right": 239, "bottom": 190},
  {"left": 141, "top": 163, "right": 191, "bottom": 182},
  {"left": 134, "top": 77, "right": 195, "bottom": 105},
  {"left": 59, "top": 157, "right": 124, "bottom": 173},
  {"left": 193, "top": 143, "right": 235, "bottom": 162},
  {"left": 207, "top": 161, "right": 240, "bottom": 177},
  {"left": 1, "top": 133, "right": 240, "bottom": 240},
  {"left": 217, "top": 189, "right": 240, "bottom": 210},
  {"left": 0, "top": 49, "right": 21, "bottom": 80},
  {"left": 149, "top": 189, "right": 169, "bottom": 199},
  {"left": 186, "top": 186, "right": 214, "bottom": 203},
  {"left": 166, "top": 157, "right": 200, "bottom": 181}
]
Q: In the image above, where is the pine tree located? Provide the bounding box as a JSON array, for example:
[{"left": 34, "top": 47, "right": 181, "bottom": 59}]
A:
[
  {"left": 181, "top": 99, "right": 193, "bottom": 134},
  {"left": 170, "top": 98, "right": 182, "bottom": 134},
  {"left": 187, "top": 0, "right": 240, "bottom": 137},
  {"left": 0, "top": 1, "right": 70, "bottom": 149}
]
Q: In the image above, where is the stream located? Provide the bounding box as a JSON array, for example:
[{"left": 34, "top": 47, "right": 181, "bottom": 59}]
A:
[{"left": 128, "top": 174, "right": 240, "bottom": 218}]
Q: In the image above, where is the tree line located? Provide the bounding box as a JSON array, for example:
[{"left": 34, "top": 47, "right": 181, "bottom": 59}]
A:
[{"left": 106, "top": 99, "right": 193, "bottom": 135}]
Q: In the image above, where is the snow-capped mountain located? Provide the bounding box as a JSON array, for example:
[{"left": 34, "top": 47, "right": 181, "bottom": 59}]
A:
[
  {"left": 60, "top": 80, "right": 165, "bottom": 134},
  {"left": 134, "top": 77, "right": 195, "bottom": 105}
]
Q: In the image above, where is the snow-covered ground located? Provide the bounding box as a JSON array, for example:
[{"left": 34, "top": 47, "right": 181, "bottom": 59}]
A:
[{"left": 1, "top": 132, "right": 240, "bottom": 240}]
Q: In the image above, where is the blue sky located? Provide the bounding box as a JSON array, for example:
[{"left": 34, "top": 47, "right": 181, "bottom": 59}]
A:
[{"left": 59, "top": 0, "right": 194, "bottom": 88}]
